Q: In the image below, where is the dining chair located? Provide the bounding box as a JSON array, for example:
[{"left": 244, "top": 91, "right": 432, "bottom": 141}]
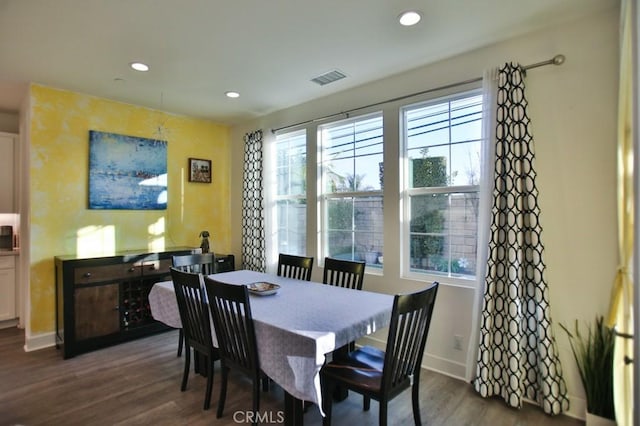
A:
[
  {"left": 203, "top": 277, "right": 263, "bottom": 425},
  {"left": 277, "top": 253, "right": 314, "bottom": 281},
  {"left": 323, "top": 257, "right": 366, "bottom": 353},
  {"left": 172, "top": 253, "right": 215, "bottom": 357},
  {"left": 173, "top": 253, "right": 215, "bottom": 274},
  {"left": 322, "top": 257, "right": 366, "bottom": 290},
  {"left": 170, "top": 267, "right": 220, "bottom": 410},
  {"left": 320, "top": 282, "right": 439, "bottom": 426}
]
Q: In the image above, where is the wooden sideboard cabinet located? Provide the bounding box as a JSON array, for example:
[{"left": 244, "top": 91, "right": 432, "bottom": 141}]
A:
[
  {"left": 213, "top": 253, "right": 234, "bottom": 273},
  {"left": 55, "top": 247, "right": 198, "bottom": 359}
]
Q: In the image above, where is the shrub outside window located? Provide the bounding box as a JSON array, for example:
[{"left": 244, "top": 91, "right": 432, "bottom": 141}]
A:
[{"left": 402, "top": 91, "right": 483, "bottom": 280}]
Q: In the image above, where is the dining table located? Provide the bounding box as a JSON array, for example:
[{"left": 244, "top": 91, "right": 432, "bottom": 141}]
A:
[{"left": 148, "top": 269, "right": 394, "bottom": 425}]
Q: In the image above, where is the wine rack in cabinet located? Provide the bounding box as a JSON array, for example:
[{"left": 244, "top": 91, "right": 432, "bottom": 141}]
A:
[{"left": 55, "top": 247, "right": 197, "bottom": 359}]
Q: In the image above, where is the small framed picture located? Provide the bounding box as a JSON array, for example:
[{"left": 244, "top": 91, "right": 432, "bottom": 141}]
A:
[{"left": 188, "top": 158, "right": 212, "bottom": 183}]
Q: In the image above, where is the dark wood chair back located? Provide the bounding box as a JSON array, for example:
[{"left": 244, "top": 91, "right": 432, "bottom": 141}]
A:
[
  {"left": 171, "top": 253, "right": 216, "bottom": 358},
  {"left": 320, "top": 282, "right": 439, "bottom": 425},
  {"left": 205, "top": 278, "right": 259, "bottom": 376},
  {"left": 169, "top": 267, "right": 219, "bottom": 410},
  {"left": 322, "top": 257, "right": 366, "bottom": 290},
  {"left": 204, "top": 277, "right": 262, "bottom": 421},
  {"left": 381, "top": 283, "right": 438, "bottom": 396},
  {"left": 277, "top": 253, "right": 314, "bottom": 281},
  {"left": 172, "top": 253, "right": 215, "bottom": 275}
]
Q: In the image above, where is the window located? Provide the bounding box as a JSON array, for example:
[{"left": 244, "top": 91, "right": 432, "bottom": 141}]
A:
[
  {"left": 402, "top": 91, "right": 483, "bottom": 280},
  {"left": 274, "top": 130, "right": 307, "bottom": 256},
  {"left": 319, "top": 113, "right": 384, "bottom": 267}
]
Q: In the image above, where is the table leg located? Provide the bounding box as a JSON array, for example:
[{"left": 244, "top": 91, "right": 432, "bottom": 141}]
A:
[{"left": 284, "top": 391, "right": 304, "bottom": 426}]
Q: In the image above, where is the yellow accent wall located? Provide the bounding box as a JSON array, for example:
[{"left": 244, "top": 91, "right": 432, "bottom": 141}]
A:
[{"left": 29, "top": 84, "right": 231, "bottom": 334}]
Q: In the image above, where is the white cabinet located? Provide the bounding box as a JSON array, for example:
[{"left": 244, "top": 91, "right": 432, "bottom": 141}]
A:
[
  {"left": 0, "top": 256, "right": 16, "bottom": 321},
  {"left": 0, "top": 133, "right": 17, "bottom": 213}
]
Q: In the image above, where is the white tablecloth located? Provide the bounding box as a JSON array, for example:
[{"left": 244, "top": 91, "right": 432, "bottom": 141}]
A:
[{"left": 149, "top": 269, "right": 393, "bottom": 413}]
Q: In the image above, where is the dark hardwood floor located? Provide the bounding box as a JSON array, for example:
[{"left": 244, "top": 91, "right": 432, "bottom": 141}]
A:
[{"left": 0, "top": 327, "right": 583, "bottom": 425}]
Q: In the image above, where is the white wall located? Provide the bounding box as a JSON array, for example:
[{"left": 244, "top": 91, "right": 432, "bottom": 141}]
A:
[{"left": 230, "top": 6, "right": 620, "bottom": 419}]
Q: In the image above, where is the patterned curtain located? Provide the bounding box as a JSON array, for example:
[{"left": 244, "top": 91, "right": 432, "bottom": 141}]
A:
[
  {"left": 473, "top": 63, "right": 569, "bottom": 415},
  {"left": 241, "top": 130, "right": 266, "bottom": 272}
]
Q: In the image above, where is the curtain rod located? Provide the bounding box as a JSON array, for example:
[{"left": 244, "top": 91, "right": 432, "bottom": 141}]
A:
[{"left": 271, "top": 54, "right": 566, "bottom": 134}]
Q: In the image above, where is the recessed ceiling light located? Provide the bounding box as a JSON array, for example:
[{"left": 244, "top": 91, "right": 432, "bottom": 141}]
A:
[
  {"left": 398, "top": 10, "right": 422, "bottom": 26},
  {"left": 130, "top": 62, "right": 149, "bottom": 72},
  {"left": 225, "top": 91, "right": 240, "bottom": 98}
]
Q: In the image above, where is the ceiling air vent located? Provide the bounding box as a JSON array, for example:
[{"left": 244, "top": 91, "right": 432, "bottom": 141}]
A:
[{"left": 311, "top": 70, "right": 347, "bottom": 86}]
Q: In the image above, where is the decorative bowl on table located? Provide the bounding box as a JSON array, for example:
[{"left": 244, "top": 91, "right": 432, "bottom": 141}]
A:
[{"left": 247, "top": 282, "right": 280, "bottom": 296}]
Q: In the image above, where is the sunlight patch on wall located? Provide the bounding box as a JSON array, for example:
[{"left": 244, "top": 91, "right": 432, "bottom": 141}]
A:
[
  {"left": 148, "top": 217, "right": 166, "bottom": 252},
  {"left": 77, "top": 225, "right": 116, "bottom": 257},
  {"left": 180, "top": 167, "right": 185, "bottom": 223},
  {"left": 29, "top": 84, "right": 231, "bottom": 334}
]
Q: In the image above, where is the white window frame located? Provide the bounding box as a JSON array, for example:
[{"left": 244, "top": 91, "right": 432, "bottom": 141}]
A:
[
  {"left": 317, "top": 112, "right": 384, "bottom": 270},
  {"left": 400, "top": 89, "right": 483, "bottom": 286},
  {"left": 271, "top": 129, "right": 307, "bottom": 258}
]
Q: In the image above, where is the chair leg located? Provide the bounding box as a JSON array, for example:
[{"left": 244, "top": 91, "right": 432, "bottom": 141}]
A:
[
  {"left": 363, "top": 395, "right": 371, "bottom": 411},
  {"left": 181, "top": 347, "right": 190, "bottom": 391},
  {"left": 177, "top": 329, "right": 183, "bottom": 357},
  {"left": 379, "top": 400, "right": 387, "bottom": 426},
  {"left": 217, "top": 366, "right": 229, "bottom": 419},
  {"left": 203, "top": 355, "right": 215, "bottom": 410},
  {"left": 252, "top": 378, "right": 261, "bottom": 426},
  {"left": 411, "top": 382, "right": 422, "bottom": 426}
]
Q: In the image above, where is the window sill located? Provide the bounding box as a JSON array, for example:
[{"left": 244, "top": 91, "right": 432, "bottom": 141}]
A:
[{"left": 402, "top": 271, "right": 477, "bottom": 289}]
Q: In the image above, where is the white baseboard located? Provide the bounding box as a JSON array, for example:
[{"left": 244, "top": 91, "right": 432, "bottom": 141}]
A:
[
  {"left": 0, "top": 318, "right": 19, "bottom": 329},
  {"left": 24, "top": 331, "right": 56, "bottom": 352},
  {"left": 422, "top": 353, "right": 467, "bottom": 380},
  {"left": 564, "top": 395, "right": 586, "bottom": 421}
]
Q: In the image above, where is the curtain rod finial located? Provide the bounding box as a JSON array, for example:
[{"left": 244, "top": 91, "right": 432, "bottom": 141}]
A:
[{"left": 552, "top": 54, "right": 565, "bottom": 66}]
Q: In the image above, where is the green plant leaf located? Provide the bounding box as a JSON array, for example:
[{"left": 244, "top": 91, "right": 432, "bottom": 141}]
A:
[{"left": 559, "top": 316, "right": 615, "bottom": 420}]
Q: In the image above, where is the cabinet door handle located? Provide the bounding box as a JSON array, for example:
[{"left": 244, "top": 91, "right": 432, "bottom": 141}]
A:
[
  {"left": 83, "top": 272, "right": 92, "bottom": 278},
  {"left": 128, "top": 267, "right": 136, "bottom": 273}
]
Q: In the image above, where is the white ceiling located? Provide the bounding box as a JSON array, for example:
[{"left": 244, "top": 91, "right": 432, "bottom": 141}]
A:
[{"left": 0, "top": 0, "right": 616, "bottom": 125}]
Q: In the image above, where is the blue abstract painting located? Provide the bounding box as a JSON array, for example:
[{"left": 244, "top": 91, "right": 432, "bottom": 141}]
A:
[{"left": 89, "top": 131, "right": 167, "bottom": 210}]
